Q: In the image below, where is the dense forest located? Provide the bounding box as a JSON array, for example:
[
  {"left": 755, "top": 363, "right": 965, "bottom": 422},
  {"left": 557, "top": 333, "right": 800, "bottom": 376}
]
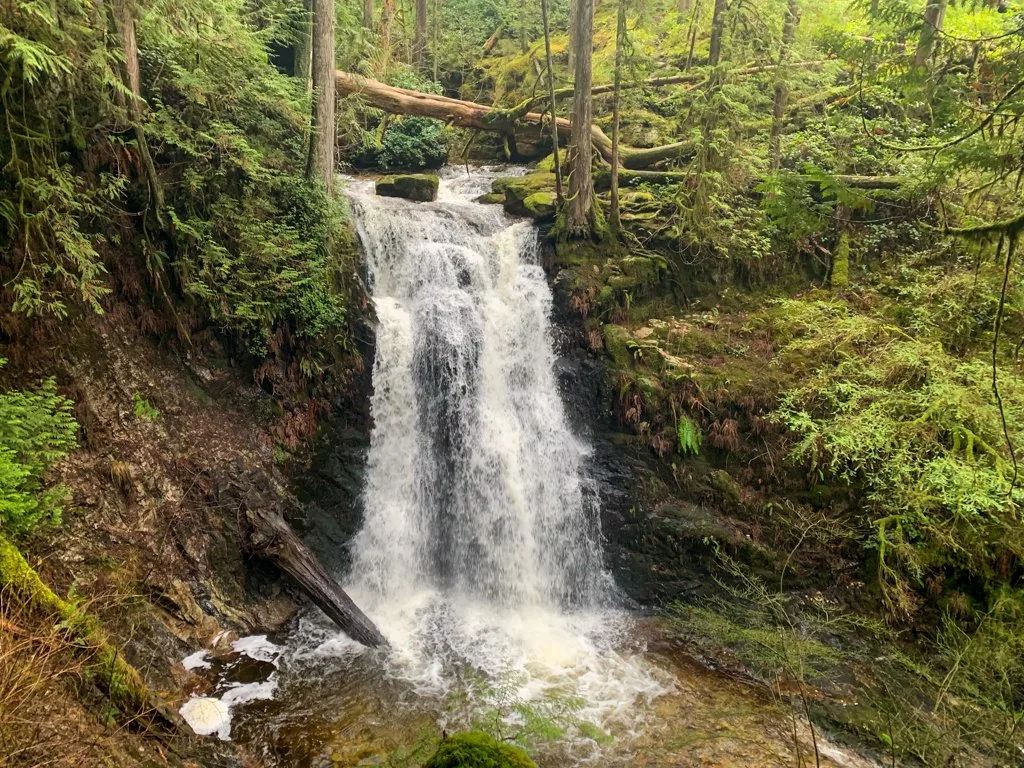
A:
[{"left": 2, "top": 0, "right": 1024, "bottom": 764}]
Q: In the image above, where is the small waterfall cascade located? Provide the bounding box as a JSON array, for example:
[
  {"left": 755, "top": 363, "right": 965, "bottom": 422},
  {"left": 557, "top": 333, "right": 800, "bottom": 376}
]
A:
[{"left": 348, "top": 168, "right": 603, "bottom": 615}]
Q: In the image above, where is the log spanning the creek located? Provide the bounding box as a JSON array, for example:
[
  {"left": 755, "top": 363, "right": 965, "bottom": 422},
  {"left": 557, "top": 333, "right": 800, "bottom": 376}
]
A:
[
  {"left": 335, "top": 70, "right": 693, "bottom": 170},
  {"left": 245, "top": 506, "right": 388, "bottom": 648},
  {"left": 334, "top": 70, "right": 906, "bottom": 191}
]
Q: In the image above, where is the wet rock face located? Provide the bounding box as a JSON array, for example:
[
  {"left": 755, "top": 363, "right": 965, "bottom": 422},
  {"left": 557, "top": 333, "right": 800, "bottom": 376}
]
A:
[{"left": 375, "top": 173, "right": 439, "bottom": 202}]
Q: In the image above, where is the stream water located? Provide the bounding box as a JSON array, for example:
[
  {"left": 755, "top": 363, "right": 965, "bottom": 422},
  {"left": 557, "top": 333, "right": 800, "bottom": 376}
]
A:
[{"left": 179, "top": 167, "right": 878, "bottom": 768}]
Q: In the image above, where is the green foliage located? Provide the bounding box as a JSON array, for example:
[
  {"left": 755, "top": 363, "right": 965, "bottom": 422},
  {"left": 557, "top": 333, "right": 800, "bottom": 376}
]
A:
[
  {"left": 0, "top": 361, "right": 78, "bottom": 535},
  {"left": 131, "top": 393, "right": 160, "bottom": 421},
  {"left": 354, "top": 117, "right": 450, "bottom": 171},
  {"left": 423, "top": 732, "right": 536, "bottom": 768},
  {"left": 765, "top": 295, "right": 1023, "bottom": 616},
  {"left": 676, "top": 414, "right": 702, "bottom": 456}
]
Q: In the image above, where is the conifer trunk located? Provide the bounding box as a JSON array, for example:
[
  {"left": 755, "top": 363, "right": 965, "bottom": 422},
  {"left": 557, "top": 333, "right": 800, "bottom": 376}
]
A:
[
  {"left": 565, "top": 0, "right": 597, "bottom": 237},
  {"left": 111, "top": 0, "right": 165, "bottom": 226},
  {"left": 309, "top": 0, "right": 336, "bottom": 192},
  {"left": 363, "top": 0, "right": 374, "bottom": 29},
  {"left": 708, "top": 0, "right": 727, "bottom": 66},
  {"left": 414, "top": 0, "right": 428, "bottom": 68},
  {"left": 769, "top": 0, "right": 799, "bottom": 169},
  {"left": 541, "top": 0, "right": 564, "bottom": 202},
  {"left": 914, "top": 0, "right": 947, "bottom": 68},
  {"left": 296, "top": 0, "right": 313, "bottom": 90},
  {"left": 610, "top": 0, "right": 626, "bottom": 234}
]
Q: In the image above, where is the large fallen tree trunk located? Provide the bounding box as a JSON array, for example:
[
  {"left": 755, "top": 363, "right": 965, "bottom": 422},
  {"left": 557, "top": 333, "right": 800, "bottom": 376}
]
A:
[
  {"left": 336, "top": 70, "right": 694, "bottom": 168},
  {"left": 335, "top": 70, "right": 903, "bottom": 189},
  {"left": 245, "top": 506, "right": 387, "bottom": 647}
]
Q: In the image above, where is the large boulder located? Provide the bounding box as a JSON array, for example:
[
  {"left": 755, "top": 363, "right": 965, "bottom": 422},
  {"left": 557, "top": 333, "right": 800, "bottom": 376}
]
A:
[{"left": 375, "top": 173, "right": 439, "bottom": 202}]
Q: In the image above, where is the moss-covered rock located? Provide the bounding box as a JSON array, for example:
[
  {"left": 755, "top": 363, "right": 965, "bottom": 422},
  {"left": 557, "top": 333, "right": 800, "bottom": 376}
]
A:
[
  {"left": 475, "top": 192, "right": 506, "bottom": 205},
  {"left": 375, "top": 173, "right": 439, "bottom": 202},
  {"left": 423, "top": 732, "right": 537, "bottom": 768},
  {"left": 535, "top": 149, "right": 564, "bottom": 173},
  {"left": 492, "top": 173, "right": 556, "bottom": 218},
  {"left": 521, "top": 192, "right": 555, "bottom": 220},
  {"left": 602, "top": 324, "right": 634, "bottom": 370}
]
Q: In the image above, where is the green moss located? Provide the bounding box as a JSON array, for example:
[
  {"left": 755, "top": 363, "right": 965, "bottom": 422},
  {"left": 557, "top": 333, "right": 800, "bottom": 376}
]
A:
[
  {"left": 522, "top": 192, "right": 556, "bottom": 220},
  {"left": 475, "top": 192, "right": 506, "bottom": 205},
  {"left": 423, "top": 732, "right": 537, "bottom": 768},
  {"left": 535, "top": 150, "right": 564, "bottom": 173},
  {"left": 602, "top": 324, "right": 634, "bottom": 370},
  {"left": 832, "top": 231, "right": 850, "bottom": 288},
  {"left": 495, "top": 173, "right": 556, "bottom": 217},
  {"left": 0, "top": 534, "right": 162, "bottom": 722},
  {"left": 376, "top": 173, "right": 439, "bottom": 202}
]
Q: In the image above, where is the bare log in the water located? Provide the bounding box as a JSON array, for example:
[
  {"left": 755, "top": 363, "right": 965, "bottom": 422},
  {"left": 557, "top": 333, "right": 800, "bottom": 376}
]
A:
[{"left": 245, "top": 507, "right": 388, "bottom": 647}]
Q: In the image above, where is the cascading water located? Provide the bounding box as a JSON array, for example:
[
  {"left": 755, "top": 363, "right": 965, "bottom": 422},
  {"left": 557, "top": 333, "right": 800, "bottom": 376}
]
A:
[
  {"left": 349, "top": 168, "right": 602, "bottom": 612},
  {"left": 336, "top": 168, "right": 667, "bottom": 724}
]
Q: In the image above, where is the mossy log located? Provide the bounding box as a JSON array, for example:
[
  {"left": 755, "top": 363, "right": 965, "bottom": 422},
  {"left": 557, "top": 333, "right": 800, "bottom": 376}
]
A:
[
  {"left": 244, "top": 507, "right": 388, "bottom": 647},
  {"left": 0, "top": 534, "right": 182, "bottom": 729}
]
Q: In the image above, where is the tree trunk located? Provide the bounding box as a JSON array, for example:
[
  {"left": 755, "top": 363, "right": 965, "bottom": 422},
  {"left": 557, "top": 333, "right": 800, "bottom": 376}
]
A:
[
  {"left": 309, "top": 0, "right": 335, "bottom": 192},
  {"left": 296, "top": 0, "right": 313, "bottom": 90},
  {"left": 568, "top": 0, "right": 577, "bottom": 72},
  {"left": 565, "top": 0, "right": 597, "bottom": 237},
  {"left": 111, "top": 0, "right": 165, "bottom": 227},
  {"left": 363, "top": 0, "right": 374, "bottom": 29},
  {"left": 245, "top": 507, "right": 387, "bottom": 647},
  {"left": 610, "top": 0, "right": 627, "bottom": 234},
  {"left": 914, "top": 0, "right": 947, "bottom": 68},
  {"left": 541, "top": 0, "right": 564, "bottom": 202},
  {"left": 708, "top": 0, "right": 727, "bottom": 66},
  {"left": 414, "top": 0, "right": 428, "bottom": 68},
  {"left": 769, "top": 0, "right": 799, "bottom": 169},
  {"left": 684, "top": 0, "right": 702, "bottom": 69}
]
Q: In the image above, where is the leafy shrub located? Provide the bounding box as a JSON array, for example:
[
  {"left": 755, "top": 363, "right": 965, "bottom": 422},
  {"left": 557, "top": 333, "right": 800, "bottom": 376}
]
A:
[
  {"left": 353, "top": 117, "right": 450, "bottom": 171},
  {"left": 0, "top": 361, "right": 77, "bottom": 535}
]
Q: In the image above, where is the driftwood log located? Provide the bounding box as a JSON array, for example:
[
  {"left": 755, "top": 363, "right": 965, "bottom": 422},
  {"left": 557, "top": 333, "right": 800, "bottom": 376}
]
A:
[{"left": 245, "top": 506, "right": 387, "bottom": 648}]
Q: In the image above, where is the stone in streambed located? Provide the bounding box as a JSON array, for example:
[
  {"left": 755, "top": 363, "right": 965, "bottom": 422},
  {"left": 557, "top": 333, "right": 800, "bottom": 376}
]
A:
[{"left": 375, "top": 173, "right": 439, "bottom": 202}]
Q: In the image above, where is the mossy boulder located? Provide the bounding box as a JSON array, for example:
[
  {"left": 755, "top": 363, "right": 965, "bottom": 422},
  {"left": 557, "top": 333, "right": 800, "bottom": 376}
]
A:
[
  {"left": 536, "top": 149, "right": 564, "bottom": 173},
  {"left": 492, "top": 172, "right": 556, "bottom": 218},
  {"left": 475, "top": 192, "right": 506, "bottom": 205},
  {"left": 423, "top": 732, "right": 537, "bottom": 768},
  {"left": 602, "top": 324, "right": 634, "bottom": 370},
  {"left": 375, "top": 173, "right": 439, "bottom": 202},
  {"left": 521, "top": 192, "right": 555, "bottom": 220}
]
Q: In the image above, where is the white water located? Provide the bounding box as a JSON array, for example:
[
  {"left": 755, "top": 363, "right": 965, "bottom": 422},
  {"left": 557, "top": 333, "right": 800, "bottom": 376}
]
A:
[{"left": 334, "top": 167, "right": 667, "bottom": 734}]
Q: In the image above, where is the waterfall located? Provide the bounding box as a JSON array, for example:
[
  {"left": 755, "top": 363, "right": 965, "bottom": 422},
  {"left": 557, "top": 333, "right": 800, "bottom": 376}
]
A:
[{"left": 348, "top": 168, "right": 603, "bottom": 615}]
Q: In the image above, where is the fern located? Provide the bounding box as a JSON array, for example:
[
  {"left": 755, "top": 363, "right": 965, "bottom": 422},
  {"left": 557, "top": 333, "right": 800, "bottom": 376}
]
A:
[{"left": 677, "top": 414, "right": 703, "bottom": 456}]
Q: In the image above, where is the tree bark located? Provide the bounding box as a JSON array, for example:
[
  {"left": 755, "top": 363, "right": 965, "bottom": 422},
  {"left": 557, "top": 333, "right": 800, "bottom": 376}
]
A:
[
  {"left": 914, "top": 0, "right": 947, "bottom": 68},
  {"left": 769, "top": 0, "right": 799, "bottom": 169},
  {"left": 414, "top": 0, "right": 428, "bottom": 68},
  {"left": 708, "top": 0, "right": 727, "bottom": 66},
  {"left": 540, "top": 0, "right": 564, "bottom": 202},
  {"left": 610, "top": 0, "right": 627, "bottom": 234},
  {"left": 566, "top": 0, "right": 597, "bottom": 236},
  {"left": 296, "top": 0, "right": 313, "bottom": 90},
  {"left": 245, "top": 507, "right": 387, "bottom": 647},
  {"left": 111, "top": 0, "right": 165, "bottom": 227},
  {"left": 363, "top": 0, "right": 374, "bottom": 29},
  {"left": 309, "top": 0, "right": 336, "bottom": 192}
]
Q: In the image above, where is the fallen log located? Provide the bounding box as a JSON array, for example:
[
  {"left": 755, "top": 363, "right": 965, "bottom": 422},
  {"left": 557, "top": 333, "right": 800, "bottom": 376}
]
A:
[
  {"left": 335, "top": 71, "right": 905, "bottom": 190},
  {"left": 336, "top": 69, "right": 684, "bottom": 168},
  {"left": 245, "top": 506, "right": 387, "bottom": 647}
]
